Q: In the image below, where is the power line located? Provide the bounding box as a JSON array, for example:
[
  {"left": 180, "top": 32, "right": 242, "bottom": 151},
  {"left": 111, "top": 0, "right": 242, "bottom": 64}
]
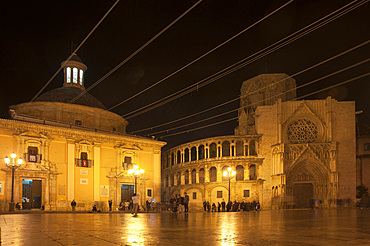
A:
[
  {"left": 69, "top": 0, "right": 203, "bottom": 104},
  {"left": 131, "top": 40, "right": 370, "bottom": 134},
  {"left": 123, "top": 0, "right": 368, "bottom": 119},
  {"left": 107, "top": 0, "right": 295, "bottom": 111},
  {"left": 30, "top": 0, "right": 121, "bottom": 102},
  {"left": 146, "top": 58, "right": 370, "bottom": 136},
  {"left": 159, "top": 72, "right": 370, "bottom": 138}
]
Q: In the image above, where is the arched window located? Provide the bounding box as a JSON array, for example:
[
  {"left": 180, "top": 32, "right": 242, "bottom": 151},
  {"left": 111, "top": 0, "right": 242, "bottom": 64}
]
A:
[
  {"left": 184, "top": 148, "right": 189, "bottom": 162},
  {"left": 245, "top": 145, "right": 249, "bottom": 156},
  {"left": 191, "top": 147, "right": 197, "bottom": 161},
  {"left": 236, "top": 141, "right": 244, "bottom": 156},
  {"left": 177, "top": 172, "right": 181, "bottom": 185},
  {"left": 199, "top": 168, "right": 205, "bottom": 183},
  {"left": 209, "top": 143, "right": 217, "bottom": 158},
  {"left": 185, "top": 170, "right": 189, "bottom": 184},
  {"left": 221, "top": 166, "right": 230, "bottom": 181},
  {"left": 222, "top": 141, "right": 230, "bottom": 157},
  {"left": 249, "top": 165, "right": 257, "bottom": 180},
  {"left": 198, "top": 145, "right": 205, "bottom": 160},
  {"left": 191, "top": 169, "right": 196, "bottom": 184},
  {"left": 250, "top": 140, "right": 257, "bottom": 156},
  {"left": 171, "top": 153, "right": 174, "bottom": 166},
  {"left": 170, "top": 174, "right": 174, "bottom": 186},
  {"left": 79, "top": 69, "right": 83, "bottom": 85},
  {"left": 177, "top": 150, "right": 181, "bottom": 164},
  {"left": 66, "top": 67, "right": 71, "bottom": 83},
  {"left": 210, "top": 167, "right": 217, "bottom": 182},
  {"left": 236, "top": 165, "right": 244, "bottom": 181},
  {"left": 73, "top": 67, "right": 78, "bottom": 83}
]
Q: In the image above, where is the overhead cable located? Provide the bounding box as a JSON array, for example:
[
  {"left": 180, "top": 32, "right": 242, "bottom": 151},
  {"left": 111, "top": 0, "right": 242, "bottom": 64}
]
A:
[
  {"left": 108, "top": 0, "right": 295, "bottom": 111},
  {"left": 30, "top": 0, "right": 121, "bottom": 102},
  {"left": 122, "top": 0, "right": 368, "bottom": 119},
  {"left": 131, "top": 40, "right": 370, "bottom": 134},
  {"left": 69, "top": 0, "right": 203, "bottom": 104}
]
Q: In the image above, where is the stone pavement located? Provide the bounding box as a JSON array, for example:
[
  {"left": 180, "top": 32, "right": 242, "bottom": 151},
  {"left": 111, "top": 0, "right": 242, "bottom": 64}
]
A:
[{"left": 0, "top": 209, "right": 370, "bottom": 245}]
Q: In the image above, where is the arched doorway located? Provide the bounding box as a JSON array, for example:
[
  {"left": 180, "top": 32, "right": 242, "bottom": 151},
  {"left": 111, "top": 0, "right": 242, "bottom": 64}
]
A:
[{"left": 286, "top": 158, "right": 330, "bottom": 208}]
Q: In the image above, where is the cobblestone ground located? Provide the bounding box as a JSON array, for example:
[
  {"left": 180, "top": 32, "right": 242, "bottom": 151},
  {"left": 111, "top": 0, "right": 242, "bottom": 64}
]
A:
[{"left": 0, "top": 209, "right": 370, "bottom": 245}]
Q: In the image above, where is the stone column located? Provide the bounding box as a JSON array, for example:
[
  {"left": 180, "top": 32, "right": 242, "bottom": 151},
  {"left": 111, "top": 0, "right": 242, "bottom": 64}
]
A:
[
  {"left": 205, "top": 165, "right": 209, "bottom": 182},
  {"left": 94, "top": 143, "right": 101, "bottom": 201},
  {"left": 67, "top": 139, "right": 75, "bottom": 201}
]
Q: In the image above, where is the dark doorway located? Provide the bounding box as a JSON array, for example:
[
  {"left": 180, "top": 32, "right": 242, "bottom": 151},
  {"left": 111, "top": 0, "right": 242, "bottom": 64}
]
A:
[
  {"left": 121, "top": 184, "right": 134, "bottom": 202},
  {"left": 293, "top": 183, "right": 313, "bottom": 208},
  {"left": 22, "top": 179, "right": 42, "bottom": 209}
]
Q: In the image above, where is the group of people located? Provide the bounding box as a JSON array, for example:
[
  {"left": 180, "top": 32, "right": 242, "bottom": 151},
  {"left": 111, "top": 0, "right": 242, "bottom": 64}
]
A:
[
  {"left": 203, "top": 200, "right": 261, "bottom": 212},
  {"left": 168, "top": 193, "right": 190, "bottom": 213}
]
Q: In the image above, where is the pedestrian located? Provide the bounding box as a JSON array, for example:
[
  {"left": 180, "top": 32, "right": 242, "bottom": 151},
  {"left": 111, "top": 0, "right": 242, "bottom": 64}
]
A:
[
  {"left": 207, "top": 201, "right": 211, "bottom": 212},
  {"left": 212, "top": 203, "right": 216, "bottom": 212},
  {"left": 218, "top": 202, "right": 221, "bottom": 212},
  {"left": 71, "top": 199, "right": 77, "bottom": 211},
  {"left": 184, "top": 192, "right": 189, "bottom": 213},
  {"left": 146, "top": 199, "right": 151, "bottom": 212},
  {"left": 256, "top": 201, "right": 260, "bottom": 211},
  {"left": 132, "top": 193, "right": 140, "bottom": 216},
  {"left": 203, "top": 201, "right": 207, "bottom": 211},
  {"left": 177, "top": 194, "right": 184, "bottom": 213},
  {"left": 92, "top": 204, "right": 97, "bottom": 212},
  {"left": 108, "top": 199, "right": 112, "bottom": 211},
  {"left": 221, "top": 199, "right": 226, "bottom": 212}
]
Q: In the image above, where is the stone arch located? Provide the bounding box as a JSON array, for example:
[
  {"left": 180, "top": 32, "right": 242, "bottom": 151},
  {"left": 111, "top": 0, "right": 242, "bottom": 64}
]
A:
[
  {"left": 209, "top": 143, "right": 217, "bottom": 158},
  {"left": 210, "top": 166, "right": 217, "bottom": 182},
  {"left": 198, "top": 145, "right": 205, "bottom": 160},
  {"left": 191, "top": 146, "right": 197, "bottom": 161},
  {"left": 222, "top": 141, "right": 230, "bottom": 157},
  {"left": 184, "top": 148, "right": 189, "bottom": 162},
  {"left": 177, "top": 150, "right": 181, "bottom": 164},
  {"left": 199, "top": 168, "right": 205, "bottom": 183},
  {"left": 286, "top": 157, "right": 330, "bottom": 208},
  {"left": 236, "top": 165, "right": 244, "bottom": 181}
]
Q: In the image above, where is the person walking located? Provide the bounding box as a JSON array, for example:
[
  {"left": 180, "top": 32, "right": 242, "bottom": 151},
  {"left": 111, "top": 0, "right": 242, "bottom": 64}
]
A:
[
  {"left": 132, "top": 193, "right": 140, "bottom": 216},
  {"left": 71, "top": 199, "right": 77, "bottom": 211},
  {"left": 184, "top": 192, "right": 189, "bottom": 213},
  {"left": 221, "top": 199, "right": 226, "bottom": 212}
]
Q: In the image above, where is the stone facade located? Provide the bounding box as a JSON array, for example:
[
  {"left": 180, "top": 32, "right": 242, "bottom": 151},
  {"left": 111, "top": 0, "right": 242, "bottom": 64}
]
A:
[
  {"left": 162, "top": 74, "right": 356, "bottom": 209},
  {"left": 0, "top": 55, "right": 166, "bottom": 212}
]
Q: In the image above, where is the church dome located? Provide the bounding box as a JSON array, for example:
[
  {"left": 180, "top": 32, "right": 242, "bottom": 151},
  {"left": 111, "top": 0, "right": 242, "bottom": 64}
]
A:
[{"left": 34, "top": 87, "right": 106, "bottom": 109}]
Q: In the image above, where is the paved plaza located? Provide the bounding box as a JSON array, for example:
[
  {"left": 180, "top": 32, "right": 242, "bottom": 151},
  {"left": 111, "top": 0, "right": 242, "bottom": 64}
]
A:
[{"left": 0, "top": 209, "right": 369, "bottom": 245}]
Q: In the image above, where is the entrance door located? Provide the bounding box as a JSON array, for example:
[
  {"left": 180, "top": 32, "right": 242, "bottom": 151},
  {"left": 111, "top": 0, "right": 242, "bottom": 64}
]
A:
[
  {"left": 22, "top": 179, "right": 42, "bottom": 209},
  {"left": 293, "top": 183, "right": 313, "bottom": 208},
  {"left": 121, "top": 184, "right": 134, "bottom": 202}
]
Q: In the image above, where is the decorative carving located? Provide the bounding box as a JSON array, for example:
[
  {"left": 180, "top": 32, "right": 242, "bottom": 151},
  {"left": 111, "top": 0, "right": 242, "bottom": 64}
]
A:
[{"left": 287, "top": 119, "right": 318, "bottom": 144}]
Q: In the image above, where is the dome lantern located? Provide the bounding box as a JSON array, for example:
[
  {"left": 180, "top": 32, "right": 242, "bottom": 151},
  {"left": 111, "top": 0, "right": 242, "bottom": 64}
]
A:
[{"left": 61, "top": 53, "right": 87, "bottom": 90}]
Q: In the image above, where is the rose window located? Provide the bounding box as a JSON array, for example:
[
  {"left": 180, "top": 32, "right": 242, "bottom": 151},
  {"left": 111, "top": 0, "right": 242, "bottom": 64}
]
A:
[{"left": 287, "top": 119, "right": 318, "bottom": 143}]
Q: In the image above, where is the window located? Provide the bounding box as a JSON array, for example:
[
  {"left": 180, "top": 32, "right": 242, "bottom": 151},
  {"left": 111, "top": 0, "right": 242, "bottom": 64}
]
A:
[
  {"left": 236, "top": 141, "right": 244, "bottom": 156},
  {"left": 79, "top": 69, "right": 83, "bottom": 85},
  {"left": 191, "top": 169, "right": 196, "bottom": 184},
  {"left": 184, "top": 148, "right": 189, "bottom": 162},
  {"left": 177, "top": 151, "right": 181, "bottom": 164},
  {"left": 81, "top": 152, "right": 88, "bottom": 160},
  {"left": 66, "top": 67, "right": 71, "bottom": 83},
  {"left": 73, "top": 68, "right": 78, "bottom": 83},
  {"left": 191, "top": 147, "right": 197, "bottom": 161},
  {"left": 236, "top": 165, "right": 244, "bottom": 181},
  {"left": 124, "top": 156, "right": 132, "bottom": 164},
  {"left": 210, "top": 167, "right": 217, "bottom": 182},
  {"left": 75, "top": 120, "right": 82, "bottom": 125},
  {"left": 147, "top": 189, "right": 152, "bottom": 197},
  {"left": 28, "top": 146, "right": 38, "bottom": 162},
  {"left": 217, "top": 191, "right": 222, "bottom": 198},
  {"left": 209, "top": 143, "right": 217, "bottom": 158},
  {"left": 185, "top": 171, "right": 189, "bottom": 184},
  {"left": 222, "top": 141, "right": 230, "bottom": 157},
  {"left": 244, "top": 190, "right": 250, "bottom": 197},
  {"left": 193, "top": 192, "right": 197, "bottom": 200},
  {"left": 365, "top": 143, "right": 370, "bottom": 151},
  {"left": 199, "top": 168, "right": 205, "bottom": 183},
  {"left": 249, "top": 165, "right": 257, "bottom": 180},
  {"left": 198, "top": 145, "right": 205, "bottom": 160}
]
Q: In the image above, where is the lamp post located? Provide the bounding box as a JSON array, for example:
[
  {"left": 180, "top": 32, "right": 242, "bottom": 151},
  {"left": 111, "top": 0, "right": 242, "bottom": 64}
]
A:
[
  {"left": 4, "top": 153, "right": 23, "bottom": 212},
  {"left": 128, "top": 165, "right": 145, "bottom": 194},
  {"left": 223, "top": 167, "right": 236, "bottom": 204}
]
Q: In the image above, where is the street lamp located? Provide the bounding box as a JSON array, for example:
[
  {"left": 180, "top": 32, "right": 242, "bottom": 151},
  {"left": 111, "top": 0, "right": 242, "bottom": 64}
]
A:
[
  {"left": 223, "top": 167, "right": 236, "bottom": 204},
  {"left": 128, "top": 165, "right": 145, "bottom": 194},
  {"left": 4, "top": 152, "right": 23, "bottom": 212}
]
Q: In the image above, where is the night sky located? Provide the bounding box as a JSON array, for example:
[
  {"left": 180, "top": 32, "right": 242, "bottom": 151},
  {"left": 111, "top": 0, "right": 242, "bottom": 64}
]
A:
[{"left": 1, "top": 0, "right": 369, "bottom": 150}]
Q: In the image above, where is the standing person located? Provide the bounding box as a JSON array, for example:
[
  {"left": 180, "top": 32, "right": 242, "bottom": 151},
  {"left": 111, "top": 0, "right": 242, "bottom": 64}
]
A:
[
  {"left": 184, "top": 192, "right": 189, "bottom": 213},
  {"left": 177, "top": 194, "right": 184, "bottom": 213},
  {"left": 218, "top": 202, "right": 221, "bottom": 212},
  {"left": 221, "top": 199, "right": 226, "bottom": 212},
  {"left": 108, "top": 199, "right": 112, "bottom": 211},
  {"left": 71, "top": 199, "right": 77, "bottom": 211},
  {"left": 132, "top": 193, "right": 140, "bottom": 216},
  {"left": 146, "top": 199, "right": 151, "bottom": 212}
]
